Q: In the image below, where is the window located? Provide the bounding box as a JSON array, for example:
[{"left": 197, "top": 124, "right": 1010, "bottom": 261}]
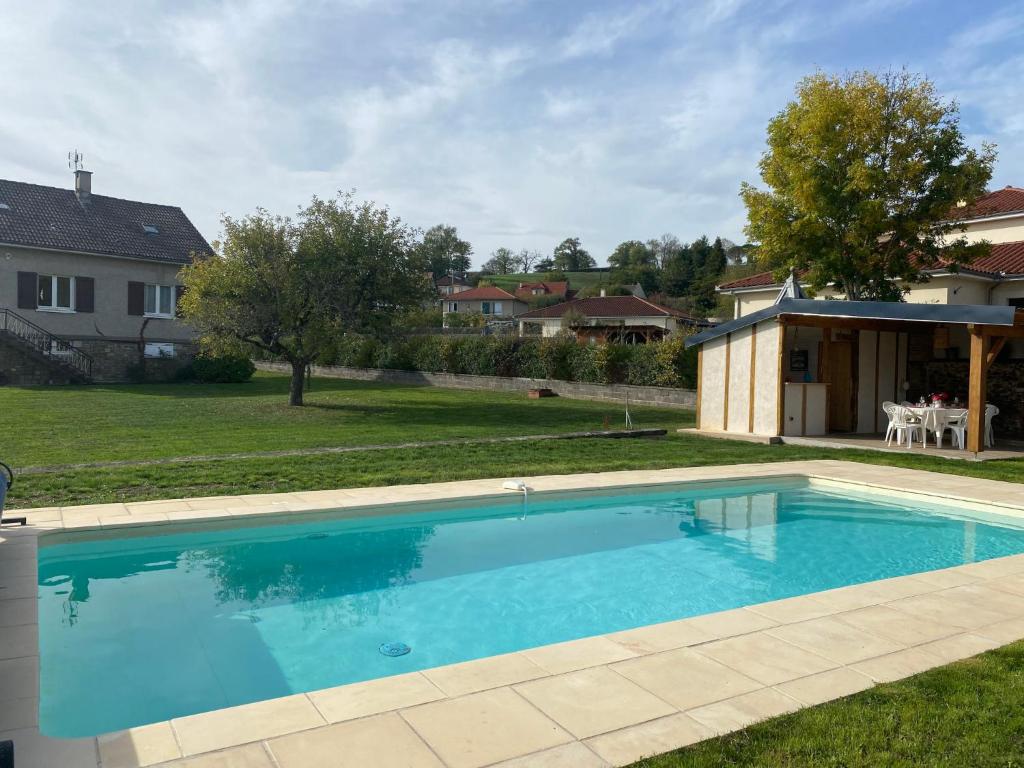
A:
[
  {"left": 493, "top": 301, "right": 503, "bottom": 315},
  {"left": 1009, "top": 298, "right": 1024, "bottom": 309},
  {"left": 447, "top": 301, "right": 458, "bottom": 313},
  {"left": 144, "top": 284, "right": 174, "bottom": 317},
  {"left": 144, "top": 342, "right": 176, "bottom": 358},
  {"left": 481, "top": 301, "right": 491, "bottom": 314},
  {"left": 38, "top": 274, "right": 74, "bottom": 311},
  {"left": 142, "top": 224, "right": 160, "bottom": 235}
]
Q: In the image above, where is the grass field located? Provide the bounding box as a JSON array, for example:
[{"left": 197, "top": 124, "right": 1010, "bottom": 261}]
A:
[
  {"left": 486, "top": 270, "right": 611, "bottom": 292},
  {"left": 4, "top": 372, "right": 1024, "bottom": 508},
  {"left": 631, "top": 640, "right": 1024, "bottom": 767},
  {"left": 0, "top": 371, "right": 691, "bottom": 468}
]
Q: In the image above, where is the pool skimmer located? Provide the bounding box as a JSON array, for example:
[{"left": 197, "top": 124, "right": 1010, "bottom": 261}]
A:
[{"left": 379, "top": 642, "right": 411, "bottom": 657}]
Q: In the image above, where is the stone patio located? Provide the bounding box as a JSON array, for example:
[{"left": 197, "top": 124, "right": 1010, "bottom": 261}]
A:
[{"left": 4, "top": 460, "right": 1024, "bottom": 767}]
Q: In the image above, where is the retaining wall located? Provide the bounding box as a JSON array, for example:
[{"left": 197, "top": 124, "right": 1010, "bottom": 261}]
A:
[{"left": 256, "top": 362, "right": 697, "bottom": 409}]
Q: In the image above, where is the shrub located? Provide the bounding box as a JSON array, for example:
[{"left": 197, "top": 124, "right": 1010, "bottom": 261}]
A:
[{"left": 192, "top": 354, "right": 256, "bottom": 383}]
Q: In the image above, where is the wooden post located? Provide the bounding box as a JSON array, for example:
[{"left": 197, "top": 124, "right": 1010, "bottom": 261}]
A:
[
  {"left": 967, "top": 328, "right": 989, "bottom": 454},
  {"left": 748, "top": 325, "right": 757, "bottom": 433},
  {"left": 820, "top": 327, "right": 831, "bottom": 433},
  {"left": 695, "top": 347, "right": 703, "bottom": 430},
  {"left": 723, "top": 333, "right": 732, "bottom": 431},
  {"left": 776, "top": 322, "right": 786, "bottom": 436}
]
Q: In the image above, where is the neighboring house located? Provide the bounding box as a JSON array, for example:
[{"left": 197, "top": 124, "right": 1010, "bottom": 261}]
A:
[
  {"left": 436, "top": 274, "right": 472, "bottom": 295},
  {"left": 0, "top": 169, "right": 211, "bottom": 384},
  {"left": 719, "top": 186, "right": 1024, "bottom": 319},
  {"left": 441, "top": 285, "right": 528, "bottom": 319},
  {"left": 514, "top": 280, "right": 575, "bottom": 303},
  {"left": 516, "top": 294, "right": 704, "bottom": 343}
]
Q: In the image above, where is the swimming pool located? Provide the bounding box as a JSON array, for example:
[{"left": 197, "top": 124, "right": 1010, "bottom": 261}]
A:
[{"left": 37, "top": 477, "right": 1024, "bottom": 737}]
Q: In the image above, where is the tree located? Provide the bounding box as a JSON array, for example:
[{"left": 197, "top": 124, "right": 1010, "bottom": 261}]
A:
[
  {"left": 689, "top": 236, "right": 729, "bottom": 313},
  {"left": 516, "top": 249, "right": 542, "bottom": 273},
  {"left": 609, "top": 240, "right": 658, "bottom": 293},
  {"left": 660, "top": 241, "right": 694, "bottom": 296},
  {"left": 481, "top": 247, "right": 519, "bottom": 275},
  {"left": 552, "top": 237, "right": 596, "bottom": 271},
  {"left": 180, "top": 194, "right": 431, "bottom": 406},
  {"left": 418, "top": 224, "right": 472, "bottom": 279},
  {"left": 533, "top": 257, "right": 555, "bottom": 273},
  {"left": 647, "top": 234, "right": 683, "bottom": 270},
  {"left": 742, "top": 70, "right": 995, "bottom": 300}
]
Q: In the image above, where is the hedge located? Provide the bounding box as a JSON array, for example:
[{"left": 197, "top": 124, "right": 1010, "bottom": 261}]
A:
[{"left": 317, "top": 334, "right": 698, "bottom": 388}]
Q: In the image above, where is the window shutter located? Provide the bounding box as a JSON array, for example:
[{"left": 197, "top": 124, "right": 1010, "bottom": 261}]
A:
[
  {"left": 75, "top": 277, "right": 95, "bottom": 313},
  {"left": 174, "top": 285, "right": 186, "bottom": 317},
  {"left": 17, "top": 272, "right": 37, "bottom": 310},
  {"left": 127, "top": 281, "right": 145, "bottom": 316}
]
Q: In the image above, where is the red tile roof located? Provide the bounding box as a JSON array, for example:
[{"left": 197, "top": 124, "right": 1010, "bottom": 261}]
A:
[
  {"left": 514, "top": 281, "right": 571, "bottom": 300},
  {"left": 950, "top": 186, "right": 1024, "bottom": 220},
  {"left": 445, "top": 285, "right": 519, "bottom": 301},
  {"left": 718, "top": 240, "right": 1024, "bottom": 291},
  {"left": 517, "top": 295, "right": 697, "bottom": 320}
]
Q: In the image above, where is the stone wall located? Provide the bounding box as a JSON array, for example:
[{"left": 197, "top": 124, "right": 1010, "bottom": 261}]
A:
[
  {"left": 75, "top": 339, "right": 197, "bottom": 383},
  {"left": 0, "top": 335, "right": 197, "bottom": 385},
  {"left": 0, "top": 335, "right": 77, "bottom": 386},
  {"left": 256, "top": 361, "right": 697, "bottom": 409},
  {"left": 908, "top": 359, "right": 1024, "bottom": 439}
]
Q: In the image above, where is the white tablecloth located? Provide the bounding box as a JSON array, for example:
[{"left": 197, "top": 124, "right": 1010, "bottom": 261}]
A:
[{"left": 908, "top": 406, "right": 968, "bottom": 448}]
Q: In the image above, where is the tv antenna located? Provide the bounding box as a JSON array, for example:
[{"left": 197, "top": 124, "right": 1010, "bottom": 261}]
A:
[{"left": 68, "top": 150, "right": 84, "bottom": 171}]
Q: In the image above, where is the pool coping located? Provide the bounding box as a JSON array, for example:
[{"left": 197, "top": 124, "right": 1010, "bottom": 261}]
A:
[{"left": 2, "top": 459, "right": 1024, "bottom": 767}]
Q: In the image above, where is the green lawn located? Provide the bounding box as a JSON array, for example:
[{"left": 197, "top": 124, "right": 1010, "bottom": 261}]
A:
[
  {"left": 631, "top": 640, "right": 1024, "bottom": 767},
  {"left": 0, "top": 371, "right": 692, "bottom": 468},
  {"left": 5, "top": 384, "right": 1024, "bottom": 507}
]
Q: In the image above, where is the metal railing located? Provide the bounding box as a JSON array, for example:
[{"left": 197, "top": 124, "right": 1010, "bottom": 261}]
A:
[{"left": 0, "top": 308, "right": 93, "bottom": 379}]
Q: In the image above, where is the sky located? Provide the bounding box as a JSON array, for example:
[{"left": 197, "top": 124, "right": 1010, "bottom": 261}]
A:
[{"left": 1, "top": 0, "right": 1023, "bottom": 267}]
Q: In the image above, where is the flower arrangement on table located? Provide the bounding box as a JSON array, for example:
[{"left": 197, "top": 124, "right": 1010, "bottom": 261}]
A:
[{"left": 928, "top": 391, "right": 953, "bottom": 407}]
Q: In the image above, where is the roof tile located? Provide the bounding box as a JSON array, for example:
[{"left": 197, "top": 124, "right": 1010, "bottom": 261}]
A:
[{"left": 0, "top": 178, "right": 211, "bottom": 264}]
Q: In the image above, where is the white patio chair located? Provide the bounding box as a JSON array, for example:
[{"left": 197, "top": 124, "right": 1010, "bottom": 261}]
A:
[
  {"left": 887, "top": 405, "right": 923, "bottom": 448},
  {"left": 944, "top": 410, "right": 969, "bottom": 450},
  {"left": 881, "top": 401, "right": 898, "bottom": 444},
  {"left": 986, "top": 404, "right": 999, "bottom": 448}
]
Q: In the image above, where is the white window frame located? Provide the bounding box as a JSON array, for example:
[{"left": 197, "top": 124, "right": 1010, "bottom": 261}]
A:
[
  {"left": 37, "top": 274, "right": 75, "bottom": 313},
  {"left": 493, "top": 301, "right": 503, "bottom": 315},
  {"left": 144, "top": 283, "right": 175, "bottom": 318},
  {"left": 447, "top": 301, "right": 458, "bottom": 313},
  {"left": 144, "top": 342, "right": 176, "bottom": 359}
]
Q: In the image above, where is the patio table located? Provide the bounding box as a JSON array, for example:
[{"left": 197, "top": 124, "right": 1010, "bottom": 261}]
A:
[{"left": 907, "top": 406, "right": 968, "bottom": 449}]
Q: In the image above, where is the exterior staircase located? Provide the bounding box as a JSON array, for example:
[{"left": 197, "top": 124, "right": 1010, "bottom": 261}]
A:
[{"left": 0, "top": 308, "right": 93, "bottom": 384}]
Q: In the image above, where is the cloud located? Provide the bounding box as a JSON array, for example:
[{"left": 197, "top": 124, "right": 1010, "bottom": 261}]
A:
[{"left": 0, "top": 0, "right": 1020, "bottom": 266}]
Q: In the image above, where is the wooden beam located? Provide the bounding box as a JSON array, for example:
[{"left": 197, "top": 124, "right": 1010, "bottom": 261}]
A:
[
  {"left": 723, "top": 333, "right": 731, "bottom": 431},
  {"left": 967, "top": 329, "right": 989, "bottom": 454},
  {"left": 776, "top": 323, "right": 785, "bottom": 436},
  {"left": 781, "top": 315, "right": 921, "bottom": 333},
  {"left": 820, "top": 327, "right": 831, "bottom": 433},
  {"left": 748, "top": 325, "right": 757, "bottom": 433},
  {"left": 695, "top": 346, "right": 703, "bottom": 430},
  {"left": 986, "top": 336, "right": 1007, "bottom": 370},
  {"left": 975, "top": 324, "right": 1024, "bottom": 339}
]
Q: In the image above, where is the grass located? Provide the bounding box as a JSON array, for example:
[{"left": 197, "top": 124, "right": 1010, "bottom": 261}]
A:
[
  {"left": 631, "top": 640, "right": 1024, "bottom": 767},
  {"left": 486, "top": 270, "right": 611, "bottom": 292},
  {"left": 0, "top": 371, "right": 692, "bottom": 468}
]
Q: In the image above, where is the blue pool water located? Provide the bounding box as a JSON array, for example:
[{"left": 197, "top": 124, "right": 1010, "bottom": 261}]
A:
[{"left": 38, "top": 480, "right": 1024, "bottom": 737}]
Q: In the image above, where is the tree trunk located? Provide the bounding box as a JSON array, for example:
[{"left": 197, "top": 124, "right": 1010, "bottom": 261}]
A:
[{"left": 289, "top": 361, "right": 306, "bottom": 406}]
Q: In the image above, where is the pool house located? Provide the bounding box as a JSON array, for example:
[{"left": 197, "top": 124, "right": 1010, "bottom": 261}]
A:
[{"left": 685, "top": 298, "right": 1024, "bottom": 455}]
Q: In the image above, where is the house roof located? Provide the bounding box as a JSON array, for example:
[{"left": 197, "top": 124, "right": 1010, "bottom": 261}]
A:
[
  {"left": 517, "top": 295, "right": 697, "bottom": 321},
  {"left": 950, "top": 186, "right": 1024, "bottom": 220},
  {"left": 686, "top": 298, "right": 1017, "bottom": 348},
  {"left": 0, "top": 178, "right": 211, "bottom": 265},
  {"left": 514, "top": 281, "right": 570, "bottom": 300},
  {"left": 444, "top": 285, "right": 519, "bottom": 301},
  {"left": 436, "top": 274, "right": 470, "bottom": 286},
  {"left": 718, "top": 240, "right": 1024, "bottom": 292}
]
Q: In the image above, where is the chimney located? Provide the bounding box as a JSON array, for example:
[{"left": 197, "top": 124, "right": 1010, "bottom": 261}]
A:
[{"left": 74, "top": 169, "right": 92, "bottom": 200}]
